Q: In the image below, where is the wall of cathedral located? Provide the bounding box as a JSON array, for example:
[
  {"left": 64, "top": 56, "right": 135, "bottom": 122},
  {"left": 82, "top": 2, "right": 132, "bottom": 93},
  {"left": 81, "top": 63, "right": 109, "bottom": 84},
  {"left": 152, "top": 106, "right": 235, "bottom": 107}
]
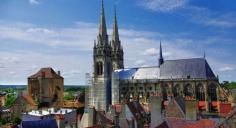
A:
[{"left": 112, "top": 79, "right": 221, "bottom": 112}]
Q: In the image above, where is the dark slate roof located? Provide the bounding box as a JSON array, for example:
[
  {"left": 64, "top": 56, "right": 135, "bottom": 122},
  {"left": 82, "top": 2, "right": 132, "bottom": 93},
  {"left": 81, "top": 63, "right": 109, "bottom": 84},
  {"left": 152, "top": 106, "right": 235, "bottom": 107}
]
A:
[
  {"left": 21, "top": 119, "right": 58, "bottom": 128},
  {"left": 114, "top": 58, "right": 216, "bottom": 80},
  {"left": 160, "top": 58, "right": 216, "bottom": 79}
]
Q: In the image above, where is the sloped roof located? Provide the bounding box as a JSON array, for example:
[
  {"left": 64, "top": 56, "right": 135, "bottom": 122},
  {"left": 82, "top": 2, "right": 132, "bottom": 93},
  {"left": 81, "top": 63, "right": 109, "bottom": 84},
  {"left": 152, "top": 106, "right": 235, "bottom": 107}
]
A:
[
  {"left": 126, "top": 101, "right": 145, "bottom": 120},
  {"left": 156, "top": 118, "right": 216, "bottom": 128},
  {"left": 21, "top": 118, "right": 58, "bottom": 128},
  {"left": 114, "top": 58, "right": 216, "bottom": 80},
  {"left": 165, "top": 99, "right": 185, "bottom": 118},
  {"left": 22, "top": 95, "right": 37, "bottom": 106},
  {"left": 28, "top": 67, "right": 63, "bottom": 79},
  {"left": 160, "top": 58, "right": 215, "bottom": 79},
  {"left": 134, "top": 67, "right": 160, "bottom": 79},
  {"left": 12, "top": 94, "right": 37, "bottom": 106}
]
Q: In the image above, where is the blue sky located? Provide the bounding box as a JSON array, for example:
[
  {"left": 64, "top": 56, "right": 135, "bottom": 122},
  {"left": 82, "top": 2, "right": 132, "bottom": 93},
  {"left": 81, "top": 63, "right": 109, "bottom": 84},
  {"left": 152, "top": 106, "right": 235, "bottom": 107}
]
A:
[{"left": 0, "top": 0, "right": 235, "bottom": 85}]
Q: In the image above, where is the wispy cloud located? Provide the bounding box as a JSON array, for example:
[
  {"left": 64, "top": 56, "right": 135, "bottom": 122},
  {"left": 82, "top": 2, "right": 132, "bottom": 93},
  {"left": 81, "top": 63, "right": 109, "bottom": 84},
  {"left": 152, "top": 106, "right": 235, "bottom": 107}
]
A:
[
  {"left": 29, "top": 0, "right": 40, "bottom": 5},
  {"left": 184, "top": 7, "right": 236, "bottom": 28},
  {"left": 143, "top": 48, "right": 158, "bottom": 56},
  {"left": 219, "top": 66, "right": 235, "bottom": 72},
  {"left": 0, "top": 21, "right": 235, "bottom": 84},
  {"left": 139, "top": 0, "right": 188, "bottom": 12},
  {"left": 139, "top": 1, "right": 236, "bottom": 28}
]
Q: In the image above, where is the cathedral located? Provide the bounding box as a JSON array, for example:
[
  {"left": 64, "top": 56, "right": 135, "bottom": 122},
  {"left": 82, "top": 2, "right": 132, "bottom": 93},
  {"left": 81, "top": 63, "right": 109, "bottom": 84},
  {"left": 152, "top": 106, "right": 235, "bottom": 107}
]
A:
[
  {"left": 88, "top": 0, "right": 228, "bottom": 113},
  {"left": 88, "top": 0, "right": 124, "bottom": 111}
]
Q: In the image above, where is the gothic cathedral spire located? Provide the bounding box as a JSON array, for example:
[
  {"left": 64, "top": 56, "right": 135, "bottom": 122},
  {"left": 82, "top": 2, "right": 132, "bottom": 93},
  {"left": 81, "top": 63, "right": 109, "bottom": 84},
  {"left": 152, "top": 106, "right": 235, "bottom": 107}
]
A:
[
  {"left": 111, "top": 6, "right": 124, "bottom": 70},
  {"left": 112, "top": 6, "right": 119, "bottom": 42},
  {"left": 159, "top": 40, "right": 164, "bottom": 67},
  {"left": 99, "top": 0, "right": 107, "bottom": 42}
]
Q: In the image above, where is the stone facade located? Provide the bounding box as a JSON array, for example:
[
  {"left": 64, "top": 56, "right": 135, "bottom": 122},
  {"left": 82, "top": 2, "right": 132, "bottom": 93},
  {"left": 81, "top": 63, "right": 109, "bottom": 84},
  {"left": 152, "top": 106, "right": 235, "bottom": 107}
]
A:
[
  {"left": 114, "top": 79, "right": 223, "bottom": 112},
  {"left": 112, "top": 43, "right": 228, "bottom": 114},
  {"left": 28, "top": 67, "right": 64, "bottom": 108},
  {"left": 89, "top": 0, "right": 124, "bottom": 111}
]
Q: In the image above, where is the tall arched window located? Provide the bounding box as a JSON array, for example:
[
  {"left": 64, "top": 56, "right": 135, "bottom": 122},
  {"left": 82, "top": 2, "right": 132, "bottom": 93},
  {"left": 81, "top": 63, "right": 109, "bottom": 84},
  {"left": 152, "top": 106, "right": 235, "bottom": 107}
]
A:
[
  {"left": 208, "top": 83, "right": 217, "bottom": 101},
  {"left": 96, "top": 62, "right": 100, "bottom": 75},
  {"left": 173, "top": 84, "right": 180, "bottom": 97},
  {"left": 96, "top": 62, "right": 103, "bottom": 75},
  {"left": 184, "top": 84, "right": 193, "bottom": 97},
  {"left": 162, "top": 85, "right": 168, "bottom": 100},
  {"left": 196, "top": 84, "right": 205, "bottom": 101}
]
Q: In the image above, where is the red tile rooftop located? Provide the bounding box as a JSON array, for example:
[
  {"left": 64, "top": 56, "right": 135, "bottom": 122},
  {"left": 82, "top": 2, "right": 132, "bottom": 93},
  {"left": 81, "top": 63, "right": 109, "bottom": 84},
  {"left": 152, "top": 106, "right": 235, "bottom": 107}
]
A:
[
  {"left": 28, "top": 67, "right": 62, "bottom": 79},
  {"left": 18, "top": 94, "right": 37, "bottom": 106},
  {"left": 156, "top": 118, "right": 216, "bottom": 128}
]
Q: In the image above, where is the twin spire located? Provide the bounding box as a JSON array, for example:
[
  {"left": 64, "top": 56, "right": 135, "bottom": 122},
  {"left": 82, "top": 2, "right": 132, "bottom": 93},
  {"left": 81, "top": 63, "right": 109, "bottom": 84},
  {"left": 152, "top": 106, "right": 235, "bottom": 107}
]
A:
[
  {"left": 98, "top": 0, "right": 119, "bottom": 43},
  {"left": 99, "top": 0, "right": 107, "bottom": 40},
  {"left": 112, "top": 6, "right": 119, "bottom": 42}
]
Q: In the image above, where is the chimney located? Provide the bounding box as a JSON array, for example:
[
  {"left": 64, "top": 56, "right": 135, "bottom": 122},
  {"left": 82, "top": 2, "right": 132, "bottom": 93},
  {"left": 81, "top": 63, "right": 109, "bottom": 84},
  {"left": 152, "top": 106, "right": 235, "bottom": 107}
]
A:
[{"left": 57, "top": 71, "right": 61, "bottom": 76}]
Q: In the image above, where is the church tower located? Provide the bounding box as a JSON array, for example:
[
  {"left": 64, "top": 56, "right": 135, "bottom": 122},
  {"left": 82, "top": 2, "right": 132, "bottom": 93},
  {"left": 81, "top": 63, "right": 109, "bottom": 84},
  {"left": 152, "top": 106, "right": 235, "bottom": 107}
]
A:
[
  {"left": 111, "top": 7, "right": 124, "bottom": 70},
  {"left": 89, "top": 0, "right": 124, "bottom": 112},
  {"left": 91, "top": 0, "right": 112, "bottom": 111}
]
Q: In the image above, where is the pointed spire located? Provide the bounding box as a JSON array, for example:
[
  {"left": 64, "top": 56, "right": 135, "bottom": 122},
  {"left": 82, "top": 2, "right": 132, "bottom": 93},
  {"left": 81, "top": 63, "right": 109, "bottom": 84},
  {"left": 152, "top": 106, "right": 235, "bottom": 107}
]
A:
[
  {"left": 204, "top": 51, "right": 206, "bottom": 59},
  {"left": 99, "top": 0, "right": 107, "bottom": 40},
  {"left": 112, "top": 6, "right": 119, "bottom": 42},
  {"left": 159, "top": 40, "right": 164, "bottom": 67}
]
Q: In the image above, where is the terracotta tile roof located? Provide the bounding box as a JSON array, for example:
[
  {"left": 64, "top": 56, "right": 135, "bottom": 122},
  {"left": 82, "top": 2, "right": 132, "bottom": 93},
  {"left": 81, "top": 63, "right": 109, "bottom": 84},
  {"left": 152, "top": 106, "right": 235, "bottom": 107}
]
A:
[
  {"left": 63, "top": 101, "right": 84, "bottom": 108},
  {"left": 165, "top": 99, "right": 185, "bottom": 118},
  {"left": 22, "top": 95, "right": 37, "bottom": 106},
  {"left": 219, "top": 103, "right": 232, "bottom": 117},
  {"left": 28, "top": 67, "right": 63, "bottom": 79},
  {"left": 157, "top": 118, "right": 216, "bottom": 128},
  {"left": 218, "top": 108, "right": 236, "bottom": 127}
]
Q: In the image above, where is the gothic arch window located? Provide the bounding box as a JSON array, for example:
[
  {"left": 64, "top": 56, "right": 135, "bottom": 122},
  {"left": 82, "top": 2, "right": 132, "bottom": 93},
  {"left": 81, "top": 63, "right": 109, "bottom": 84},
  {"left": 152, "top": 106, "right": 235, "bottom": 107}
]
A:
[
  {"left": 208, "top": 83, "right": 217, "bottom": 101},
  {"left": 96, "top": 62, "right": 103, "bottom": 75},
  {"left": 162, "top": 85, "right": 168, "bottom": 100},
  {"left": 196, "top": 84, "right": 205, "bottom": 101},
  {"left": 100, "top": 62, "right": 103, "bottom": 75},
  {"left": 173, "top": 84, "right": 181, "bottom": 97},
  {"left": 184, "top": 84, "right": 193, "bottom": 97},
  {"left": 96, "top": 62, "right": 100, "bottom": 75}
]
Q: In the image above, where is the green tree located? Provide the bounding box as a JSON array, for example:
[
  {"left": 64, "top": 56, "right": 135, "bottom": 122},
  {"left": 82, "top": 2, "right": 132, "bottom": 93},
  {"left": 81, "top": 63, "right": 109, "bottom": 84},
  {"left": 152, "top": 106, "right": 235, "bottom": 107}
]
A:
[
  {"left": 0, "top": 118, "right": 7, "bottom": 125},
  {"left": 5, "top": 94, "right": 16, "bottom": 108},
  {"left": 64, "top": 91, "right": 74, "bottom": 100},
  {"left": 12, "top": 117, "right": 21, "bottom": 124}
]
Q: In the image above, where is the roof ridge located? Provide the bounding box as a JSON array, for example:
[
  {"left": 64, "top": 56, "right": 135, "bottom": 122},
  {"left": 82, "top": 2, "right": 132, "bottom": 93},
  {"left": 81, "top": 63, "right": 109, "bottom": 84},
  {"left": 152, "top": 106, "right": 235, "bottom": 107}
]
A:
[{"left": 165, "top": 57, "right": 205, "bottom": 61}]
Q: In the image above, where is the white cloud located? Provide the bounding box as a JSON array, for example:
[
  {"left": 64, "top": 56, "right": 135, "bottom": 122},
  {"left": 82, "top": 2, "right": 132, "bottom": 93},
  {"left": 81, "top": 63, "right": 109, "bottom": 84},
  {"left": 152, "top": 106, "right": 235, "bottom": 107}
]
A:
[
  {"left": 139, "top": 0, "right": 188, "bottom": 12},
  {"left": 143, "top": 48, "right": 158, "bottom": 56},
  {"left": 0, "top": 21, "right": 235, "bottom": 84},
  {"left": 186, "top": 7, "right": 236, "bottom": 28},
  {"left": 134, "top": 59, "right": 146, "bottom": 65},
  {"left": 29, "top": 0, "right": 40, "bottom": 5},
  {"left": 219, "top": 66, "right": 235, "bottom": 72},
  {"left": 139, "top": 1, "right": 236, "bottom": 28}
]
